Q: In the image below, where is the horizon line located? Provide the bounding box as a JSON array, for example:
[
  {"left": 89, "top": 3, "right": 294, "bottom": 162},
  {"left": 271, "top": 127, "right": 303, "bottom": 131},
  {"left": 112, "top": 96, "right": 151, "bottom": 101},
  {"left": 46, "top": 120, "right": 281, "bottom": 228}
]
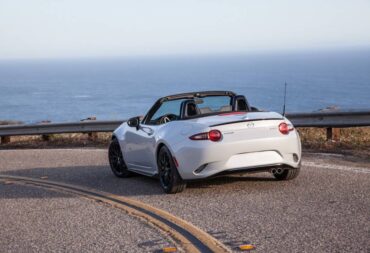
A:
[{"left": 0, "top": 46, "right": 370, "bottom": 62}]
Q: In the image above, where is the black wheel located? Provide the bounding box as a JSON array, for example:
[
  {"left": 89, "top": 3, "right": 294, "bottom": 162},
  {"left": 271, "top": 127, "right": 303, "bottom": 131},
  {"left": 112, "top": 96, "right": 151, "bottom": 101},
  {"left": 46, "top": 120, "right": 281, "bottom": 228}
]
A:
[
  {"left": 108, "top": 138, "right": 131, "bottom": 178},
  {"left": 273, "top": 167, "right": 300, "bottom": 180},
  {"left": 157, "top": 146, "right": 186, "bottom": 194}
]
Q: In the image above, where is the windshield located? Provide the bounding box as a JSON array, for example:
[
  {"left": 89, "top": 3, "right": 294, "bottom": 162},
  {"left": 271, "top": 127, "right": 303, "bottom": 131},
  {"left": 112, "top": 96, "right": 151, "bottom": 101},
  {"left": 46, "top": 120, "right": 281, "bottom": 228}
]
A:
[
  {"left": 150, "top": 99, "right": 184, "bottom": 122},
  {"left": 146, "top": 95, "right": 233, "bottom": 125}
]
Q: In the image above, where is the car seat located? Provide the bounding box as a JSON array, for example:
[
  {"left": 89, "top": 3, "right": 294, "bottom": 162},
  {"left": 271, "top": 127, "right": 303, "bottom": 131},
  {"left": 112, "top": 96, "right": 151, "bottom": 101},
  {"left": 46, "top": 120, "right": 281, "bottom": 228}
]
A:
[{"left": 180, "top": 100, "right": 200, "bottom": 118}]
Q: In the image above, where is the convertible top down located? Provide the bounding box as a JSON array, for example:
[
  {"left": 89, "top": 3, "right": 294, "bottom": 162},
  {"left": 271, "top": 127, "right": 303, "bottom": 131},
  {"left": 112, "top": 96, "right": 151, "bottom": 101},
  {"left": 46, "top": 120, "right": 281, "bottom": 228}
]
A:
[{"left": 109, "top": 91, "right": 301, "bottom": 193}]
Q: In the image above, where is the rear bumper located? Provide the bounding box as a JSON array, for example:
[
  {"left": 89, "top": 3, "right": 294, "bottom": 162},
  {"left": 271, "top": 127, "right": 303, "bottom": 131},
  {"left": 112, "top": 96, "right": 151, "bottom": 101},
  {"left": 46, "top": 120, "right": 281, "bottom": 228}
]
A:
[
  {"left": 171, "top": 132, "right": 302, "bottom": 180},
  {"left": 200, "top": 163, "right": 301, "bottom": 179},
  {"left": 182, "top": 154, "right": 300, "bottom": 180}
]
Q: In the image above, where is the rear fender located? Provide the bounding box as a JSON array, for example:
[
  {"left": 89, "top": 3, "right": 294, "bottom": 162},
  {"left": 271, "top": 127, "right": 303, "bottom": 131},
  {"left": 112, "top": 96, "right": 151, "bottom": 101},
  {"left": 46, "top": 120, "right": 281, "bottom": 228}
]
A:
[{"left": 155, "top": 139, "right": 176, "bottom": 168}]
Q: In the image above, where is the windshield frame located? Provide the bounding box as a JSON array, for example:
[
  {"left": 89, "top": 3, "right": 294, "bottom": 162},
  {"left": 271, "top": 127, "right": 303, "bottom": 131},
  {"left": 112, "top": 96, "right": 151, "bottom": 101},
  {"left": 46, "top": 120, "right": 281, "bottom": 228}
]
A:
[{"left": 141, "top": 91, "right": 243, "bottom": 125}]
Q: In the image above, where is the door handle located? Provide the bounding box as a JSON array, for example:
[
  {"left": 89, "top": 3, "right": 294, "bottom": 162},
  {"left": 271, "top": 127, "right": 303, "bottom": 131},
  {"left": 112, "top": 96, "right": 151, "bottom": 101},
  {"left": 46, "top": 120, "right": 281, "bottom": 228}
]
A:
[{"left": 140, "top": 126, "right": 154, "bottom": 136}]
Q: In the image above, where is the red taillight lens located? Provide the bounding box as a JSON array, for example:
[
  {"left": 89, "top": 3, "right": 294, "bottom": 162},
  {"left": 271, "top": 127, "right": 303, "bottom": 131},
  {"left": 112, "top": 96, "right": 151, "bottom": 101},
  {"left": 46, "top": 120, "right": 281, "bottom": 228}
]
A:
[
  {"left": 279, "top": 122, "right": 293, "bottom": 135},
  {"left": 189, "top": 130, "right": 222, "bottom": 142},
  {"left": 208, "top": 130, "right": 222, "bottom": 141}
]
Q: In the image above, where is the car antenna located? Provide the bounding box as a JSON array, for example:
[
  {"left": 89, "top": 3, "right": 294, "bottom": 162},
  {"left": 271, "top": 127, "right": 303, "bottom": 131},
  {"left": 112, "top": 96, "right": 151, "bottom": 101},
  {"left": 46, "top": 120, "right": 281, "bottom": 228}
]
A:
[{"left": 282, "top": 82, "right": 287, "bottom": 116}]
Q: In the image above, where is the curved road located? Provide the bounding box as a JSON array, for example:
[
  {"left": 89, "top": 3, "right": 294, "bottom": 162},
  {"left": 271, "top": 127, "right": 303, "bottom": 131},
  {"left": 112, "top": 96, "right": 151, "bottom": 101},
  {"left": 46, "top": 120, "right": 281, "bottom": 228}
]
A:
[{"left": 0, "top": 149, "right": 369, "bottom": 252}]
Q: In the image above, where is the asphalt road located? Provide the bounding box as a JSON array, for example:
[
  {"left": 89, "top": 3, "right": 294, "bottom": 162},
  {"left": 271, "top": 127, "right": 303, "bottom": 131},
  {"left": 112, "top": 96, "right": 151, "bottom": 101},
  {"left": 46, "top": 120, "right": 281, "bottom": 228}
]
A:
[
  {"left": 0, "top": 183, "right": 174, "bottom": 252},
  {"left": 0, "top": 149, "right": 369, "bottom": 253}
]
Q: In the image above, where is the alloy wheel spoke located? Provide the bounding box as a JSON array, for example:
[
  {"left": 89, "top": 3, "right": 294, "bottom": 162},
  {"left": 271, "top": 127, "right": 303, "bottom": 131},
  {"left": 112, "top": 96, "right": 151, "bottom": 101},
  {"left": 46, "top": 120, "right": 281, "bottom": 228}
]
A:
[{"left": 110, "top": 144, "right": 125, "bottom": 173}]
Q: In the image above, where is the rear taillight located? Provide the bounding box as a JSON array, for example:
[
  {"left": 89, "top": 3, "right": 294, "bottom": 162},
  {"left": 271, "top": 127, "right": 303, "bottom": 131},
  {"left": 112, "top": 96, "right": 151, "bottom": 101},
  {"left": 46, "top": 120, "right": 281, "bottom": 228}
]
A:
[
  {"left": 189, "top": 130, "right": 222, "bottom": 142},
  {"left": 209, "top": 130, "right": 222, "bottom": 141},
  {"left": 189, "top": 132, "right": 208, "bottom": 140},
  {"left": 279, "top": 122, "right": 294, "bottom": 135}
]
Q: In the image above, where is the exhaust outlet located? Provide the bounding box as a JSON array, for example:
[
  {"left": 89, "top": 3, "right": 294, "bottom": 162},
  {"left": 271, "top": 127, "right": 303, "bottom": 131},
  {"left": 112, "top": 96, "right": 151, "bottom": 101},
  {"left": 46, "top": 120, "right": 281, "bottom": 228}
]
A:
[{"left": 271, "top": 168, "right": 283, "bottom": 174}]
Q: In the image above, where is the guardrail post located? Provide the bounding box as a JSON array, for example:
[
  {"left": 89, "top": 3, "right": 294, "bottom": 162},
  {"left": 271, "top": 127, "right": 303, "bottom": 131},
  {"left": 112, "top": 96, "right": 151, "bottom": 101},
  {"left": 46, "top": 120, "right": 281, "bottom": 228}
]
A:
[
  {"left": 41, "top": 121, "right": 51, "bottom": 141},
  {"left": 326, "top": 127, "right": 340, "bottom": 141},
  {"left": 86, "top": 116, "right": 97, "bottom": 141},
  {"left": 1, "top": 136, "right": 10, "bottom": 144}
]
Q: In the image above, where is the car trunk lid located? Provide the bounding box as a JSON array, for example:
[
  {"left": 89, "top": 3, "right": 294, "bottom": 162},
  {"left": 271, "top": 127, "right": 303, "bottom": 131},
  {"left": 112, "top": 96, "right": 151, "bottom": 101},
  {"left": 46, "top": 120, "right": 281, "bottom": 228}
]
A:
[
  {"left": 189, "top": 111, "right": 283, "bottom": 126},
  {"left": 202, "top": 112, "right": 288, "bottom": 140}
]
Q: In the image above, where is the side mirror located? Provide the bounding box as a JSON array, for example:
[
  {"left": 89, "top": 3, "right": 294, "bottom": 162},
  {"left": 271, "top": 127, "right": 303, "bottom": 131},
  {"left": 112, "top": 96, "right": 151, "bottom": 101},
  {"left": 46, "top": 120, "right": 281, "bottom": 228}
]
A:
[{"left": 127, "top": 117, "right": 140, "bottom": 129}]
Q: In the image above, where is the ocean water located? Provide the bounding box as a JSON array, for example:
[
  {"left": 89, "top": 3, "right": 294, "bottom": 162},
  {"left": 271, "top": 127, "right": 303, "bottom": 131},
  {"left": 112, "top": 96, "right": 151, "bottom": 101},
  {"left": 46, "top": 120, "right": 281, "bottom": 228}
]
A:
[{"left": 0, "top": 50, "right": 369, "bottom": 123}]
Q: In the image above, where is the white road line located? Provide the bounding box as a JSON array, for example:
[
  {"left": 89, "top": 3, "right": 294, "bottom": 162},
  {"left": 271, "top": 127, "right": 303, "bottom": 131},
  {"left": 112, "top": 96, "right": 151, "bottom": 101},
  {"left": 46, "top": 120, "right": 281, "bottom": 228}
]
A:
[{"left": 303, "top": 161, "right": 370, "bottom": 174}]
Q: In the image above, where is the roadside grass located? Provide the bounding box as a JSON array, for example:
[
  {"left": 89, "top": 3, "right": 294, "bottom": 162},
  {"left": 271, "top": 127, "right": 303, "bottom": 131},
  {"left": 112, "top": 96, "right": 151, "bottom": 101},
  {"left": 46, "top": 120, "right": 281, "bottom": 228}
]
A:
[
  {"left": 297, "top": 127, "right": 370, "bottom": 158},
  {"left": 1, "top": 127, "right": 369, "bottom": 159},
  {"left": 0, "top": 133, "right": 112, "bottom": 149}
]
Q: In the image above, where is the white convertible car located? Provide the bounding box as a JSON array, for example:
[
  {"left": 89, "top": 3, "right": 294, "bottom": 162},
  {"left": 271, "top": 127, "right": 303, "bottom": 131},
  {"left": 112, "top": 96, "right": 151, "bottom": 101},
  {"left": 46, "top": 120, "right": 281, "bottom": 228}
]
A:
[{"left": 109, "top": 91, "right": 301, "bottom": 193}]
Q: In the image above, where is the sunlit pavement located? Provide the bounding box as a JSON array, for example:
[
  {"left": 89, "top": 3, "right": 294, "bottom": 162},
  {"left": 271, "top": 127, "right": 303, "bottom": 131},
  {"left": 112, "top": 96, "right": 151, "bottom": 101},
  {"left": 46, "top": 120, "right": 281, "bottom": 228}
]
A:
[{"left": 1, "top": 149, "right": 369, "bottom": 252}]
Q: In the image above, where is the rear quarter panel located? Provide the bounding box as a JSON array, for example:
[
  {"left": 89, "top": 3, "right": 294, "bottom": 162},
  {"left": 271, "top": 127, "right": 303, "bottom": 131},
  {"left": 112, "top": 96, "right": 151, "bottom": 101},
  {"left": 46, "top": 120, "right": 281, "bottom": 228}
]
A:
[{"left": 155, "top": 120, "right": 209, "bottom": 157}]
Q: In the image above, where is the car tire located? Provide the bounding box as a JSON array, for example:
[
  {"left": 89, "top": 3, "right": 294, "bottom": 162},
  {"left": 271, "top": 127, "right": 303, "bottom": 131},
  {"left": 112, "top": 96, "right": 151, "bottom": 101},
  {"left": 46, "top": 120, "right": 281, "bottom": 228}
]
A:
[
  {"left": 273, "top": 167, "right": 300, "bottom": 180},
  {"left": 157, "top": 146, "right": 186, "bottom": 194},
  {"left": 108, "top": 138, "right": 132, "bottom": 178}
]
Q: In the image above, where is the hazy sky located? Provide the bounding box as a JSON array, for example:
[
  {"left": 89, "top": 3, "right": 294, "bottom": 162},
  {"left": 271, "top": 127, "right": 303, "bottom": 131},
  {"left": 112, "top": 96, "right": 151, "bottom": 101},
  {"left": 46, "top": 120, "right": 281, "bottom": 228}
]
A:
[{"left": 1, "top": 0, "right": 370, "bottom": 59}]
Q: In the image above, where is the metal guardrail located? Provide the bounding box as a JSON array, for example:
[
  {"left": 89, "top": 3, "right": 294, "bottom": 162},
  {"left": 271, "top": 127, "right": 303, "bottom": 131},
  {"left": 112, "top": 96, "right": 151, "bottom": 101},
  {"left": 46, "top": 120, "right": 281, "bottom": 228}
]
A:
[
  {"left": 0, "top": 110, "right": 369, "bottom": 142},
  {"left": 0, "top": 120, "right": 124, "bottom": 137},
  {"left": 286, "top": 110, "right": 370, "bottom": 127}
]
